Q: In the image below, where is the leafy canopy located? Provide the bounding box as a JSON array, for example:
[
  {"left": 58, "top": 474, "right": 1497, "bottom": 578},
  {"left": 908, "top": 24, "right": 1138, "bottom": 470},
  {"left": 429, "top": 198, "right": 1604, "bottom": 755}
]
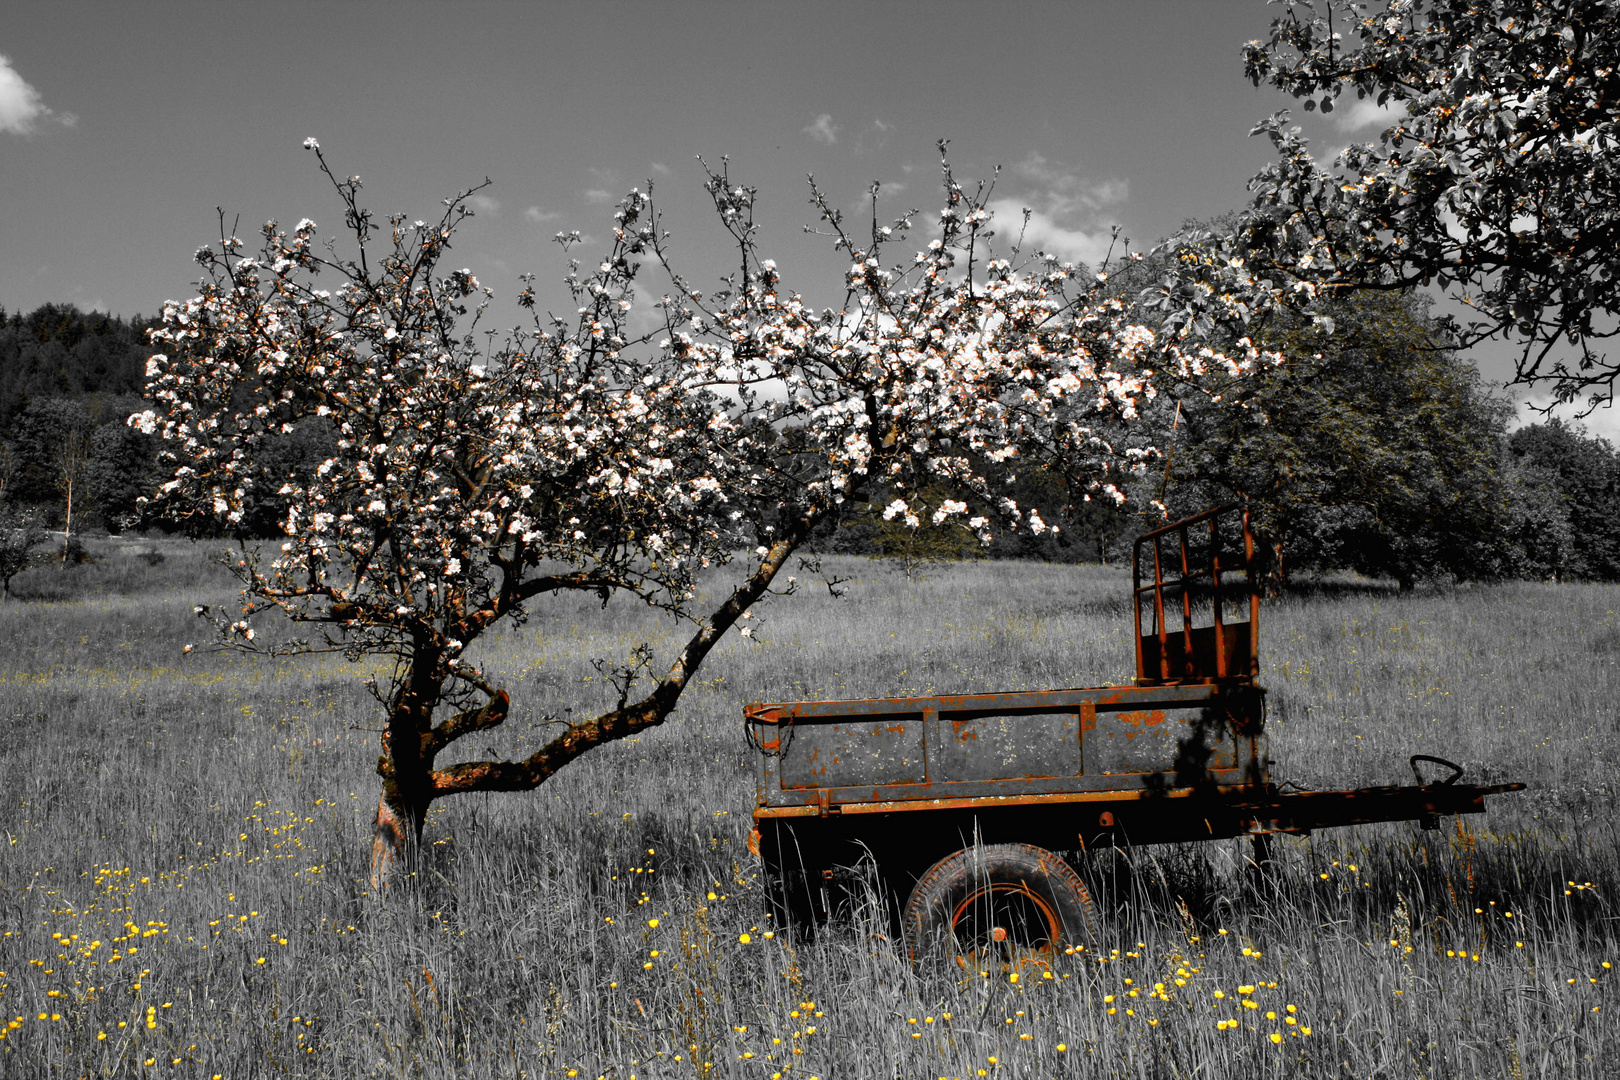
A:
[{"left": 1240, "top": 0, "right": 1620, "bottom": 407}]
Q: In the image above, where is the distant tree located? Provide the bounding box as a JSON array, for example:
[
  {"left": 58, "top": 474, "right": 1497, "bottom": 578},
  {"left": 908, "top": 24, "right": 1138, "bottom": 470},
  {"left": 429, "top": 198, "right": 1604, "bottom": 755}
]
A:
[
  {"left": 11, "top": 399, "right": 73, "bottom": 505},
  {"left": 1063, "top": 495, "right": 1135, "bottom": 565},
  {"left": 1239, "top": 0, "right": 1620, "bottom": 409},
  {"left": 7, "top": 393, "right": 156, "bottom": 532},
  {"left": 84, "top": 422, "right": 156, "bottom": 532},
  {"left": 0, "top": 505, "right": 46, "bottom": 600},
  {"left": 1155, "top": 291, "right": 1513, "bottom": 590},
  {"left": 1495, "top": 451, "right": 1577, "bottom": 581},
  {"left": 875, "top": 483, "right": 981, "bottom": 579},
  {"left": 136, "top": 142, "right": 1271, "bottom": 886},
  {"left": 0, "top": 305, "right": 153, "bottom": 432},
  {"left": 1507, "top": 420, "right": 1620, "bottom": 580},
  {"left": 0, "top": 441, "right": 15, "bottom": 504},
  {"left": 12, "top": 398, "right": 95, "bottom": 528},
  {"left": 803, "top": 457, "right": 1134, "bottom": 566},
  {"left": 49, "top": 412, "right": 94, "bottom": 559}
]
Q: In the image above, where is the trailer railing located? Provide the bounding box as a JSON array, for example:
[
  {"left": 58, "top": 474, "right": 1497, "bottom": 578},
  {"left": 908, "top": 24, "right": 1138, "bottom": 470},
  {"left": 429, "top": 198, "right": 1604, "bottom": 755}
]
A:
[{"left": 1133, "top": 505, "right": 1260, "bottom": 686}]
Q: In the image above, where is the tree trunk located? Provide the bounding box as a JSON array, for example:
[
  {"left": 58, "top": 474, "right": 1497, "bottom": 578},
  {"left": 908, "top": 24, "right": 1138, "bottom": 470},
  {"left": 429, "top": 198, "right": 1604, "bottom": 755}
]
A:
[
  {"left": 1263, "top": 538, "right": 1289, "bottom": 599},
  {"left": 364, "top": 516, "right": 819, "bottom": 890},
  {"left": 369, "top": 788, "right": 416, "bottom": 889},
  {"left": 369, "top": 647, "right": 443, "bottom": 888},
  {"left": 370, "top": 745, "right": 433, "bottom": 888},
  {"left": 61, "top": 484, "right": 72, "bottom": 566}
]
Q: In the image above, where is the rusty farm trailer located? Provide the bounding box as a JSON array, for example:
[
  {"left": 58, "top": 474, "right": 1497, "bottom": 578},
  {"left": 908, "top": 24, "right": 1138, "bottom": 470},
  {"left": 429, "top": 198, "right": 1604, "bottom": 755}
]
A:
[{"left": 745, "top": 506, "right": 1523, "bottom": 954}]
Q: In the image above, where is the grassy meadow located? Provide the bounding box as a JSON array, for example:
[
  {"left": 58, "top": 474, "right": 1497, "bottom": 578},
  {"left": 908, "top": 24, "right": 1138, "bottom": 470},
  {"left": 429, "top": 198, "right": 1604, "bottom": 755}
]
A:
[{"left": 0, "top": 537, "right": 1616, "bottom": 1078}]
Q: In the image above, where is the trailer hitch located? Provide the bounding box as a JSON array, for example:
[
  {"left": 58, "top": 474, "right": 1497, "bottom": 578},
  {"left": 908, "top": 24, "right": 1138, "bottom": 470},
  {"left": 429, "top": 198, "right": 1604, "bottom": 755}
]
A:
[{"left": 1410, "top": 754, "right": 1465, "bottom": 788}]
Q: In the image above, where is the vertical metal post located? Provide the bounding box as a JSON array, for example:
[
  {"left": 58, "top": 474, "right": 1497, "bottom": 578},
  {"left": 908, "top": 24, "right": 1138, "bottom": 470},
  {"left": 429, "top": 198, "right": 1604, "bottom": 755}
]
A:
[
  {"left": 1152, "top": 535, "right": 1170, "bottom": 683},
  {"left": 1132, "top": 538, "right": 1146, "bottom": 682},
  {"left": 1248, "top": 831, "right": 1275, "bottom": 894},
  {"left": 1177, "top": 525, "right": 1193, "bottom": 637},
  {"left": 1244, "top": 509, "right": 1259, "bottom": 677},
  {"left": 1210, "top": 513, "right": 1226, "bottom": 680},
  {"left": 1177, "top": 526, "right": 1194, "bottom": 681}
]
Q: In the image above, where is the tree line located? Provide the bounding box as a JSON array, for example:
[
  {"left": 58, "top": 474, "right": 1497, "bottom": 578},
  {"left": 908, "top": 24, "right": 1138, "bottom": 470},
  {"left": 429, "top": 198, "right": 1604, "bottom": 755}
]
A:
[
  {"left": 0, "top": 303, "right": 339, "bottom": 539},
  {"left": 2, "top": 296, "right": 1618, "bottom": 590}
]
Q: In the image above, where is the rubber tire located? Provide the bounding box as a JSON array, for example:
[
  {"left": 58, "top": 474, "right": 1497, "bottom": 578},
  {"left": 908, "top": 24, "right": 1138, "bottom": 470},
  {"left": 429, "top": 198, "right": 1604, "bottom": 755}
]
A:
[{"left": 904, "top": 843, "right": 1094, "bottom": 960}]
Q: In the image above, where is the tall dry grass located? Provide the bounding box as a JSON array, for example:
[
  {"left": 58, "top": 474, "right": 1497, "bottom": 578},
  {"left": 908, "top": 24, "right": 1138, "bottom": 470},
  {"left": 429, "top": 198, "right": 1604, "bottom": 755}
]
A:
[{"left": 0, "top": 540, "right": 1614, "bottom": 1078}]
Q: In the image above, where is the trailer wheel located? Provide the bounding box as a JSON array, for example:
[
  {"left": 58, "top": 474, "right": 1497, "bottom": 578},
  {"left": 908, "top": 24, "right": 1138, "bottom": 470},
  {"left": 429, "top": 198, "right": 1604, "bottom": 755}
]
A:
[{"left": 904, "top": 843, "right": 1094, "bottom": 961}]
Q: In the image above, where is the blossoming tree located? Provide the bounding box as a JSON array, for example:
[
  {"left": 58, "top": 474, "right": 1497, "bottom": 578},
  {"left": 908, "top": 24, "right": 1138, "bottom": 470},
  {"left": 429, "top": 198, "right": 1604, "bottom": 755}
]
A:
[
  {"left": 1239, "top": 0, "right": 1620, "bottom": 408},
  {"left": 136, "top": 141, "right": 1275, "bottom": 883}
]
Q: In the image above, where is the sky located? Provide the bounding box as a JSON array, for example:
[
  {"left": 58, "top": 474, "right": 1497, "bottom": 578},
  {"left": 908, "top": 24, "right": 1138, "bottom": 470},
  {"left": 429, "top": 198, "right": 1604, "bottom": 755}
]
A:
[{"left": 3, "top": 0, "right": 1609, "bottom": 435}]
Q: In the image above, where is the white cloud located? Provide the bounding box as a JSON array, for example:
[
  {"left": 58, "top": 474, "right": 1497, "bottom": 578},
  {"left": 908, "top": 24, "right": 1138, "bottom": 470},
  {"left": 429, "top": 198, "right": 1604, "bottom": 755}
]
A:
[
  {"left": 68, "top": 287, "right": 108, "bottom": 313},
  {"left": 1335, "top": 97, "right": 1403, "bottom": 131},
  {"left": 1084, "top": 179, "right": 1129, "bottom": 206},
  {"left": 465, "top": 194, "right": 501, "bottom": 217},
  {"left": 987, "top": 152, "right": 1131, "bottom": 267},
  {"left": 581, "top": 166, "right": 627, "bottom": 205},
  {"left": 986, "top": 199, "right": 1118, "bottom": 267},
  {"left": 1516, "top": 393, "right": 1620, "bottom": 445},
  {"left": 1011, "top": 153, "right": 1128, "bottom": 215},
  {"left": 524, "top": 206, "right": 560, "bottom": 223},
  {"left": 0, "top": 54, "right": 73, "bottom": 136},
  {"left": 804, "top": 113, "right": 839, "bottom": 145},
  {"left": 650, "top": 161, "right": 671, "bottom": 176}
]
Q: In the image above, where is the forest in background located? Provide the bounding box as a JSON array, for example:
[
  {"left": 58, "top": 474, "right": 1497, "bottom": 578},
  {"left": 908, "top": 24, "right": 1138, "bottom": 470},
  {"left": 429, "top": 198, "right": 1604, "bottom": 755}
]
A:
[{"left": 1, "top": 299, "right": 1618, "bottom": 589}]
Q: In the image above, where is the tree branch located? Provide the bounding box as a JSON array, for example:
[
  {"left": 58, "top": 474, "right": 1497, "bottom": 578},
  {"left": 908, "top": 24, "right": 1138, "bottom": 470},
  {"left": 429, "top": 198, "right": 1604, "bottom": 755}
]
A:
[
  {"left": 422, "top": 688, "right": 510, "bottom": 760},
  {"left": 425, "top": 515, "right": 820, "bottom": 797}
]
